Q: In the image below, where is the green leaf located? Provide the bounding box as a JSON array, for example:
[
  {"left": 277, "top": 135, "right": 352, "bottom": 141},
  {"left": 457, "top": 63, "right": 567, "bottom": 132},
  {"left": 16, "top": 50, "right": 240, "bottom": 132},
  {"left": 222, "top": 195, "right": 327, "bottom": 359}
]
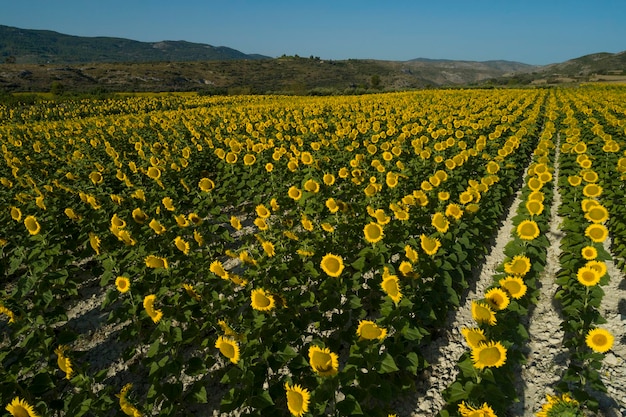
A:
[
  {"left": 376, "top": 353, "right": 399, "bottom": 373},
  {"left": 249, "top": 391, "right": 274, "bottom": 409},
  {"left": 336, "top": 394, "right": 363, "bottom": 415},
  {"left": 30, "top": 372, "right": 54, "bottom": 394},
  {"left": 351, "top": 256, "right": 366, "bottom": 271}
]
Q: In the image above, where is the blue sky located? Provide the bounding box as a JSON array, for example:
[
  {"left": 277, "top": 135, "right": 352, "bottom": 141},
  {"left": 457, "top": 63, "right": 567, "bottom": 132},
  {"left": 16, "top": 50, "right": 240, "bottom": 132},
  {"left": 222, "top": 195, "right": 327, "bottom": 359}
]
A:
[{"left": 3, "top": 0, "right": 625, "bottom": 65}]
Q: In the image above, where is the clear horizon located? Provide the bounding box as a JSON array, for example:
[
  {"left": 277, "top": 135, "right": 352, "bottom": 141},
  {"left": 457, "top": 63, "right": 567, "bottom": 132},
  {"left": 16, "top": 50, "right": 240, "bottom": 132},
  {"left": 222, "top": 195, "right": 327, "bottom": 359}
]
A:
[{"left": 2, "top": 0, "right": 625, "bottom": 66}]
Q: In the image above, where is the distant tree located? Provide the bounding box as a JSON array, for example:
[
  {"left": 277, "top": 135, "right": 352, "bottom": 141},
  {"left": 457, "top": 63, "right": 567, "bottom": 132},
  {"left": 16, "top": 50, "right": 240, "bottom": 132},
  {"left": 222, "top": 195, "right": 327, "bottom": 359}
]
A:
[
  {"left": 50, "top": 81, "right": 65, "bottom": 96},
  {"left": 370, "top": 74, "right": 381, "bottom": 88},
  {"left": 4, "top": 55, "right": 16, "bottom": 64}
]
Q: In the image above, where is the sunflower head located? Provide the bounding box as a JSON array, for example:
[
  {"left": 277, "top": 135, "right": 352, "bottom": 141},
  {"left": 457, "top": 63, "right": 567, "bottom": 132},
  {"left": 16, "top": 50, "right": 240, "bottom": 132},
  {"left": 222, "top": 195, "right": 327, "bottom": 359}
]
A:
[
  {"left": 576, "top": 266, "right": 601, "bottom": 287},
  {"left": 320, "top": 253, "right": 344, "bottom": 278},
  {"left": 517, "top": 220, "right": 540, "bottom": 241},
  {"left": 585, "top": 328, "right": 614, "bottom": 353},
  {"left": 115, "top": 276, "right": 131, "bottom": 293},
  {"left": 484, "top": 288, "right": 510, "bottom": 310},
  {"left": 251, "top": 288, "right": 275, "bottom": 312},
  {"left": 215, "top": 336, "right": 240, "bottom": 364},
  {"left": 308, "top": 345, "right": 339, "bottom": 376},
  {"left": 420, "top": 234, "right": 441, "bottom": 256},
  {"left": 499, "top": 276, "right": 527, "bottom": 299},
  {"left": 471, "top": 301, "right": 496, "bottom": 326},
  {"left": 461, "top": 327, "right": 487, "bottom": 349},
  {"left": 5, "top": 397, "right": 40, "bottom": 417},
  {"left": 285, "top": 382, "right": 311, "bottom": 417},
  {"left": 357, "top": 320, "right": 387, "bottom": 341},
  {"left": 503, "top": 255, "right": 531, "bottom": 277},
  {"left": 381, "top": 275, "right": 402, "bottom": 304},
  {"left": 471, "top": 340, "right": 507, "bottom": 370},
  {"left": 458, "top": 401, "right": 497, "bottom": 417},
  {"left": 364, "top": 222, "right": 384, "bottom": 244}
]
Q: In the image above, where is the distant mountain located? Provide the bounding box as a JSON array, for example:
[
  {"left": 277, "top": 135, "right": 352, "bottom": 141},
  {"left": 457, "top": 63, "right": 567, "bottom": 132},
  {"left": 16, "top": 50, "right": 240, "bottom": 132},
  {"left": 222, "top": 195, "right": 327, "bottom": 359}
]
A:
[
  {"left": 1, "top": 25, "right": 625, "bottom": 93},
  {"left": 0, "top": 24, "right": 270, "bottom": 64}
]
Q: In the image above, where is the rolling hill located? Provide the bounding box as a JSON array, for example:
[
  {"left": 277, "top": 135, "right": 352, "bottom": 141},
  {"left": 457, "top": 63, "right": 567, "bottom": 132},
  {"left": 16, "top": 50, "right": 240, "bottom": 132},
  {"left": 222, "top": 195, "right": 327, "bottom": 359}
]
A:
[{"left": 0, "top": 24, "right": 624, "bottom": 94}]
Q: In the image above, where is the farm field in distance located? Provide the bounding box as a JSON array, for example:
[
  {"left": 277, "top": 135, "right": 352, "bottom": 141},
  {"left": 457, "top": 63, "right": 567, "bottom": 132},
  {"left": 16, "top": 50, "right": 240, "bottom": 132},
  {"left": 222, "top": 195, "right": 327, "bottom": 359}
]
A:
[{"left": 1, "top": 85, "right": 626, "bottom": 417}]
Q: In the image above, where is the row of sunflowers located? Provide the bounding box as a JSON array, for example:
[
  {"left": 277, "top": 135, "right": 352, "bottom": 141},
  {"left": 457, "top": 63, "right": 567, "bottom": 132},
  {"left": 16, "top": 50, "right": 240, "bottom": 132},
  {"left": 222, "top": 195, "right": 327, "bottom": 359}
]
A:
[{"left": 1, "top": 86, "right": 625, "bottom": 416}]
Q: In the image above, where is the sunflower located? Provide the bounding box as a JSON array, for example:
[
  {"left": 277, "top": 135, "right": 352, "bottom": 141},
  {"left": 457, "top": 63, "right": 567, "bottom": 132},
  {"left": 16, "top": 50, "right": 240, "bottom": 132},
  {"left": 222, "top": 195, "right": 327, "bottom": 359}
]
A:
[
  {"left": 54, "top": 345, "right": 73, "bottom": 379},
  {"left": 24, "top": 215, "right": 41, "bottom": 235},
  {"left": 471, "top": 301, "right": 496, "bottom": 326},
  {"left": 584, "top": 205, "right": 609, "bottom": 224},
  {"left": 461, "top": 327, "right": 487, "bottom": 349},
  {"left": 581, "top": 198, "right": 599, "bottom": 212},
  {"left": 356, "top": 320, "right": 387, "bottom": 341},
  {"left": 576, "top": 266, "right": 601, "bottom": 287},
  {"left": 210, "top": 260, "right": 229, "bottom": 279},
  {"left": 174, "top": 236, "right": 190, "bottom": 255},
  {"left": 458, "top": 401, "right": 497, "bottom": 417},
  {"left": 89, "top": 232, "right": 101, "bottom": 255},
  {"left": 432, "top": 212, "right": 449, "bottom": 233},
  {"left": 132, "top": 208, "right": 148, "bottom": 224},
  {"left": 445, "top": 203, "right": 464, "bottom": 220},
  {"left": 568, "top": 175, "right": 582, "bottom": 187},
  {"left": 381, "top": 274, "right": 403, "bottom": 304},
  {"left": 405, "top": 245, "right": 419, "bottom": 263},
  {"left": 471, "top": 340, "right": 507, "bottom": 369},
  {"left": 582, "top": 170, "right": 598, "bottom": 183},
  {"left": 64, "top": 208, "right": 81, "bottom": 221},
  {"left": 326, "top": 198, "right": 339, "bottom": 213},
  {"left": 89, "top": 171, "right": 103, "bottom": 185},
  {"left": 585, "top": 328, "right": 614, "bottom": 353},
  {"left": 251, "top": 288, "right": 275, "bottom": 312},
  {"left": 10, "top": 206, "right": 21, "bottom": 221},
  {"left": 162, "top": 197, "right": 175, "bottom": 212},
  {"left": 308, "top": 345, "right": 339, "bottom": 376},
  {"left": 499, "top": 276, "right": 527, "bottom": 299},
  {"left": 536, "top": 393, "right": 581, "bottom": 417},
  {"left": 198, "top": 178, "right": 215, "bottom": 192},
  {"left": 285, "top": 382, "right": 310, "bottom": 417},
  {"left": 582, "top": 183, "right": 602, "bottom": 198},
  {"left": 503, "top": 255, "right": 531, "bottom": 277},
  {"left": 143, "top": 294, "right": 163, "bottom": 323},
  {"left": 364, "top": 222, "right": 384, "bottom": 244},
  {"left": 528, "top": 190, "right": 545, "bottom": 202},
  {"left": 254, "top": 217, "right": 269, "bottom": 231},
  {"left": 526, "top": 200, "right": 544, "bottom": 216},
  {"left": 182, "top": 283, "right": 202, "bottom": 301},
  {"left": 420, "top": 234, "right": 441, "bottom": 256},
  {"left": 5, "top": 397, "right": 39, "bottom": 417},
  {"left": 262, "top": 240, "right": 276, "bottom": 257},
  {"left": 398, "top": 261, "right": 414, "bottom": 277},
  {"left": 527, "top": 176, "right": 544, "bottom": 191},
  {"left": 288, "top": 186, "right": 303, "bottom": 201},
  {"left": 585, "top": 260, "right": 607, "bottom": 278},
  {"left": 115, "top": 276, "right": 131, "bottom": 293},
  {"left": 146, "top": 166, "right": 161, "bottom": 180},
  {"left": 118, "top": 383, "right": 142, "bottom": 417},
  {"left": 215, "top": 336, "right": 240, "bottom": 364},
  {"left": 230, "top": 215, "right": 242, "bottom": 231},
  {"left": 320, "top": 253, "right": 344, "bottom": 278},
  {"left": 255, "top": 204, "right": 271, "bottom": 219},
  {"left": 243, "top": 154, "right": 256, "bottom": 166},
  {"left": 304, "top": 179, "right": 320, "bottom": 193},
  {"left": 484, "top": 287, "right": 510, "bottom": 310},
  {"left": 517, "top": 220, "right": 540, "bottom": 240},
  {"left": 585, "top": 224, "right": 608, "bottom": 243},
  {"left": 148, "top": 219, "right": 166, "bottom": 235},
  {"left": 145, "top": 255, "right": 168, "bottom": 269},
  {"left": 323, "top": 173, "right": 335, "bottom": 186},
  {"left": 0, "top": 304, "right": 16, "bottom": 323},
  {"left": 581, "top": 245, "right": 598, "bottom": 260}
]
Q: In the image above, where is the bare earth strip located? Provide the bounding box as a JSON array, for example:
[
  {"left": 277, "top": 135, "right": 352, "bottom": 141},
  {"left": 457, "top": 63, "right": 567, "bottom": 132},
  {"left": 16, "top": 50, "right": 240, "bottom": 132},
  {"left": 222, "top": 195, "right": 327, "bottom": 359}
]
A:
[
  {"left": 393, "top": 176, "right": 528, "bottom": 416},
  {"left": 596, "top": 236, "right": 626, "bottom": 414},
  {"left": 511, "top": 140, "right": 568, "bottom": 416}
]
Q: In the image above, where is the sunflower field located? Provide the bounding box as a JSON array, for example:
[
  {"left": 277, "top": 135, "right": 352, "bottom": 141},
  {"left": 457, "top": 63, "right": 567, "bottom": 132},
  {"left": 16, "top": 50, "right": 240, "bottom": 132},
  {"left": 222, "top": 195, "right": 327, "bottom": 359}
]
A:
[{"left": 1, "top": 85, "right": 625, "bottom": 417}]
